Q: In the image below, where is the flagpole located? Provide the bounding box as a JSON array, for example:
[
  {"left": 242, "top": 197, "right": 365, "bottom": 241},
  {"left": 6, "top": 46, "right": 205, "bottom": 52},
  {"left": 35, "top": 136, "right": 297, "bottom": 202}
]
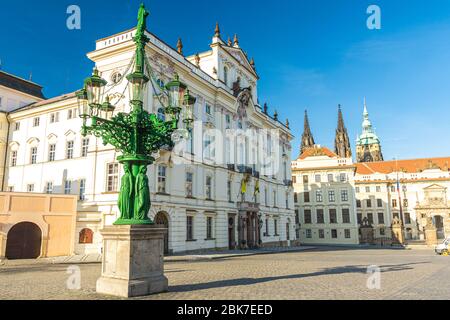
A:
[{"left": 395, "top": 157, "right": 406, "bottom": 239}]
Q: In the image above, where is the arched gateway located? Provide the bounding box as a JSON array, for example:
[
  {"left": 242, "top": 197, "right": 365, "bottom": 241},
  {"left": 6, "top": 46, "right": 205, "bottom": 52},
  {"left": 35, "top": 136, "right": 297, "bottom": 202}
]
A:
[
  {"left": 154, "top": 212, "right": 169, "bottom": 254},
  {"left": 5, "top": 222, "right": 42, "bottom": 260}
]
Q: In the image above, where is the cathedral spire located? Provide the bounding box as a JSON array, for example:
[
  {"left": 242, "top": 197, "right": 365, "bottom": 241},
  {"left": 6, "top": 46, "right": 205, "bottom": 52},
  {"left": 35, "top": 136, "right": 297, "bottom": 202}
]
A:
[
  {"left": 356, "top": 98, "right": 384, "bottom": 163},
  {"left": 300, "top": 110, "right": 315, "bottom": 155},
  {"left": 334, "top": 105, "right": 352, "bottom": 158}
]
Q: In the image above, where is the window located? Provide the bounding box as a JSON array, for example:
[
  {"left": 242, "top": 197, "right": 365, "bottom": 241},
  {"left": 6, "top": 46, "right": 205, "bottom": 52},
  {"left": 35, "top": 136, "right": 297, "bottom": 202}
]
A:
[
  {"left": 106, "top": 163, "right": 119, "bottom": 192},
  {"left": 316, "top": 209, "right": 324, "bottom": 224},
  {"left": 225, "top": 114, "right": 231, "bottom": 129},
  {"left": 404, "top": 212, "right": 411, "bottom": 224},
  {"left": 402, "top": 185, "right": 407, "bottom": 192},
  {"left": 365, "top": 186, "right": 370, "bottom": 193},
  {"left": 367, "top": 213, "right": 374, "bottom": 225},
  {"left": 328, "top": 190, "right": 335, "bottom": 202},
  {"left": 316, "top": 190, "right": 323, "bottom": 202},
  {"left": 7, "top": 186, "right": 14, "bottom": 192},
  {"left": 355, "top": 187, "right": 360, "bottom": 193},
  {"left": 303, "top": 175, "right": 309, "bottom": 184},
  {"left": 294, "top": 192, "right": 298, "bottom": 203},
  {"left": 10, "top": 150, "right": 17, "bottom": 167},
  {"left": 33, "top": 117, "right": 40, "bottom": 127},
  {"left": 377, "top": 212, "right": 385, "bottom": 224},
  {"left": 66, "top": 141, "right": 74, "bottom": 159},
  {"left": 206, "top": 217, "right": 213, "bottom": 239},
  {"left": 315, "top": 174, "right": 321, "bottom": 183},
  {"left": 340, "top": 173, "right": 346, "bottom": 182},
  {"left": 344, "top": 229, "right": 351, "bottom": 239},
  {"left": 292, "top": 175, "right": 297, "bottom": 184},
  {"left": 342, "top": 209, "right": 350, "bottom": 223},
  {"left": 329, "top": 209, "right": 337, "bottom": 224},
  {"left": 341, "top": 190, "right": 348, "bottom": 202},
  {"left": 380, "top": 228, "right": 385, "bottom": 236},
  {"left": 392, "top": 199, "right": 398, "bottom": 208},
  {"left": 67, "top": 108, "right": 77, "bottom": 119},
  {"left": 13, "top": 122, "right": 20, "bottom": 131},
  {"left": 48, "top": 144, "right": 56, "bottom": 162},
  {"left": 331, "top": 229, "right": 338, "bottom": 239},
  {"left": 64, "top": 180, "right": 72, "bottom": 194},
  {"left": 286, "top": 192, "right": 289, "bottom": 209},
  {"left": 30, "top": 147, "right": 38, "bottom": 164},
  {"left": 403, "top": 199, "right": 409, "bottom": 208},
  {"left": 306, "top": 229, "right": 312, "bottom": 239},
  {"left": 205, "top": 176, "right": 212, "bottom": 200},
  {"left": 81, "top": 138, "right": 89, "bottom": 157},
  {"left": 366, "top": 199, "right": 372, "bottom": 208},
  {"left": 157, "top": 108, "right": 165, "bottom": 121},
  {"left": 376, "top": 186, "right": 381, "bottom": 193},
  {"left": 377, "top": 199, "right": 383, "bottom": 207},
  {"left": 390, "top": 185, "right": 396, "bottom": 192},
  {"left": 274, "top": 219, "right": 278, "bottom": 236},
  {"left": 79, "top": 228, "right": 93, "bottom": 244},
  {"left": 356, "top": 199, "right": 361, "bottom": 208},
  {"left": 158, "top": 165, "right": 167, "bottom": 193},
  {"left": 186, "top": 216, "right": 194, "bottom": 240},
  {"left": 304, "top": 192, "right": 310, "bottom": 203},
  {"left": 50, "top": 112, "right": 59, "bottom": 123},
  {"left": 304, "top": 210, "right": 312, "bottom": 224},
  {"left": 327, "top": 174, "right": 333, "bottom": 183},
  {"left": 273, "top": 191, "right": 277, "bottom": 207},
  {"left": 319, "top": 229, "right": 325, "bottom": 239},
  {"left": 45, "top": 182, "right": 53, "bottom": 194},
  {"left": 205, "top": 103, "right": 212, "bottom": 115},
  {"left": 357, "top": 213, "right": 362, "bottom": 224},
  {"left": 186, "top": 172, "right": 193, "bottom": 197},
  {"left": 79, "top": 179, "right": 86, "bottom": 200},
  {"left": 227, "top": 180, "right": 232, "bottom": 202},
  {"left": 264, "top": 188, "right": 268, "bottom": 206},
  {"left": 27, "top": 184, "right": 34, "bottom": 192}
]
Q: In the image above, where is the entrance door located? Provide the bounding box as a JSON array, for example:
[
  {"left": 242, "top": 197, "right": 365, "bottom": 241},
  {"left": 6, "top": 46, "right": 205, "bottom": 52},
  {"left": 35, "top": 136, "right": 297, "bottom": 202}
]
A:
[
  {"left": 5, "top": 222, "right": 42, "bottom": 260},
  {"left": 434, "top": 216, "right": 445, "bottom": 239},
  {"left": 155, "top": 212, "right": 169, "bottom": 254},
  {"left": 228, "top": 216, "right": 235, "bottom": 250}
]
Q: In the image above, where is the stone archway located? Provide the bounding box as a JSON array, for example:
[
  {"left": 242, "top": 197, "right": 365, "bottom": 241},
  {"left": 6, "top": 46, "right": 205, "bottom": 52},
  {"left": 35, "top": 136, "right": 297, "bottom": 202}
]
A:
[
  {"left": 5, "top": 222, "right": 42, "bottom": 260},
  {"left": 154, "top": 212, "right": 169, "bottom": 254}
]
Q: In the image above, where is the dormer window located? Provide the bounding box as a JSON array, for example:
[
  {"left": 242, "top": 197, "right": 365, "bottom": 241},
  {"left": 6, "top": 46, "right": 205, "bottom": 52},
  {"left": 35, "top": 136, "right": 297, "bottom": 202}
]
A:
[{"left": 205, "top": 104, "right": 211, "bottom": 115}]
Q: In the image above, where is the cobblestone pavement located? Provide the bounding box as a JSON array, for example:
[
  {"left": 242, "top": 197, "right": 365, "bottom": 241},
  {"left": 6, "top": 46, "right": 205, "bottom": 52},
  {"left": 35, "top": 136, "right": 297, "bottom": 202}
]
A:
[{"left": 0, "top": 247, "right": 449, "bottom": 300}]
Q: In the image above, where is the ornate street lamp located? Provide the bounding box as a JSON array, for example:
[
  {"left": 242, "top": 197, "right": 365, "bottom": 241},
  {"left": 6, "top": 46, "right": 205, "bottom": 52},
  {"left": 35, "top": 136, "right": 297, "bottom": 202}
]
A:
[{"left": 77, "top": 3, "right": 196, "bottom": 226}]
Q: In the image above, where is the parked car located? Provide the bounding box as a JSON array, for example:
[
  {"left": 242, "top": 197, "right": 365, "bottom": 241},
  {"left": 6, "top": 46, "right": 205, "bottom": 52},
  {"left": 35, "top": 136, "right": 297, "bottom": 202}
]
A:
[{"left": 435, "top": 237, "right": 450, "bottom": 256}]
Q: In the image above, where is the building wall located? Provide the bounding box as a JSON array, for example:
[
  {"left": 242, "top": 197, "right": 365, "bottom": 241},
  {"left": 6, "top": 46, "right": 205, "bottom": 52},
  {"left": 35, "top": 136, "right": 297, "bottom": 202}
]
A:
[
  {"left": 293, "top": 154, "right": 359, "bottom": 245},
  {"left": 0, "top": 192, "right": 77, "bottom": 259}
]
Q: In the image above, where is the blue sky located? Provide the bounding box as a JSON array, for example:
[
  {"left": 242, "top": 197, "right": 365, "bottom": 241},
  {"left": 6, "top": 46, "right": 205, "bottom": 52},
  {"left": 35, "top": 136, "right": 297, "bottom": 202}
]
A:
[{"left": 1, "top": 0, "right": 450, "bottom": 160}]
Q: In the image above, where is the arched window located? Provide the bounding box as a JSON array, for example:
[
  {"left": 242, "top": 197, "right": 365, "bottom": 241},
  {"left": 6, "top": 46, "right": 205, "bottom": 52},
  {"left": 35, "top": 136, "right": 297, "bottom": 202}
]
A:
[
  {"left": 79, "top": 228, "right": 94, "bottom": 244},
  {"left": 223, "top": 66, "right": 228, "bottom": 85}
]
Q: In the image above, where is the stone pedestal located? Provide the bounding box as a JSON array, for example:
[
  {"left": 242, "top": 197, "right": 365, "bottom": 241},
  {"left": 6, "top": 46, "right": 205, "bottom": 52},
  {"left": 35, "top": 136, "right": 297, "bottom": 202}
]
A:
[
  {"left": 425, "top": 226, "right": 438, "bottom": 247},
  {"left": 96, "top": 225, "right": 168, "bottom": 298}
]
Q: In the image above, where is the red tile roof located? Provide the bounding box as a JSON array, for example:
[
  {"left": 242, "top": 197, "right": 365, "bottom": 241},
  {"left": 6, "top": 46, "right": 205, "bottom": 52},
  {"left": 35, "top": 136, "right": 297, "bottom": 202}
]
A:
[
  {"left": 298, "top": 146, "right": 338, "bottom": 160},
  {"left": 356, "top": 157, "right": 450, "bottom": 175}
]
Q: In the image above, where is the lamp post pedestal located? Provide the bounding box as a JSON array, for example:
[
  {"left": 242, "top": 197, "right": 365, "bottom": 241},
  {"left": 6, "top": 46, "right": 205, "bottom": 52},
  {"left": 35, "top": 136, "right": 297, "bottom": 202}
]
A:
[{"left": 96, "top": 225, "right": 168, "bottom": 298}]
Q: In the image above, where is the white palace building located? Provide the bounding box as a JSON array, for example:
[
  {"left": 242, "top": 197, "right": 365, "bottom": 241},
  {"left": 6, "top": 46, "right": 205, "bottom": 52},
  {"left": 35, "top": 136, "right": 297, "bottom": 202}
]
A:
[{"left": 0, "top": 18, "right": 296, "bottom": 259}]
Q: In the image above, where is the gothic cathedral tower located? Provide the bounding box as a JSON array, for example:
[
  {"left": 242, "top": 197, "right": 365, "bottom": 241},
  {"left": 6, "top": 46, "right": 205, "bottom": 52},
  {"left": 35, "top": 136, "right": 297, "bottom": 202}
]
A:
[
  {"left": 334, "top": 105, "right": 352, "bottom": 158},
  {"left": 300, "top": 110, "right": 315, "bottom": 155},
  {"left": 356, "top": 99, "right": 384, "bottom": 163}
]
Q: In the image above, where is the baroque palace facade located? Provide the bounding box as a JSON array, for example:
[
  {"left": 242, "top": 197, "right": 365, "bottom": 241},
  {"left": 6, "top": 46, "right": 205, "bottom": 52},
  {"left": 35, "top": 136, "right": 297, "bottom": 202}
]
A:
[
  {"left": 294, "top": 102, "right": 450, "bottom": 246},
  {"left": 0, "top": 20, "right": 296, "bottom": 259}
]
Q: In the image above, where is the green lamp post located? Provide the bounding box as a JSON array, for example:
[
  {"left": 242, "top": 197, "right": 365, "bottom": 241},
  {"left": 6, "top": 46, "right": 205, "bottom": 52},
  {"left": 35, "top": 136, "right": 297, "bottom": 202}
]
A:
[{"left": 77, "top": 3, "right": 196, "bottom": 226}]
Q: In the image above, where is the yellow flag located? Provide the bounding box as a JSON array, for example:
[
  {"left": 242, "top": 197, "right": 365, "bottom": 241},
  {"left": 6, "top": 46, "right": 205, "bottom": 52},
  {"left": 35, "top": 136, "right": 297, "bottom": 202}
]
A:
[
  {"left": 241, "top": 178, "right": 247, "bottom": 194},
  {"left": 254, "top": 179, "right": 260, "bottom": 195}
]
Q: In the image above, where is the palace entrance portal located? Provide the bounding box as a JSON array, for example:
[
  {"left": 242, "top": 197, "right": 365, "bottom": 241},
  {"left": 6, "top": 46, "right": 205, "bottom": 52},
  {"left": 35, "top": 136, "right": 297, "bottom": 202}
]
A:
[
  {"left": 154, "top": 212, "right": 169, "bottom": 254},
  {"left": 5, "top": 222, "right": 42, "bottom": 260}
]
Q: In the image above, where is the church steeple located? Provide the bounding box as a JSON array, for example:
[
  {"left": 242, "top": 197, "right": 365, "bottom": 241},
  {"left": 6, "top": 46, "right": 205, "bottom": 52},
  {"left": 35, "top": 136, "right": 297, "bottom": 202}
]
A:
[
  {"left": 356, "top": 98, "right": 384, "bottom": 163},
  {"left": 300, "top": 110, "right": 315, "bottom": 155},
  {"left": 334, "top": 105, "right": 352, "bottom": 158}
]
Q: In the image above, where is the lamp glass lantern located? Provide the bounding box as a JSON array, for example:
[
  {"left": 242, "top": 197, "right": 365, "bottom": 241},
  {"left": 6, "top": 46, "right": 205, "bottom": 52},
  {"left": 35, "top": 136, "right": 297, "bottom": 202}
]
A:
[
  {"left": 84, "top": 68, "right": 107, "bottom": 111},
  {"left": 182, "top": 89, "right": 196, "bottom": 130},
  {"left": 100, "top": 96, "right": 116, "bottom": 120},
  {"left": 127, "top": 71, "right": 149, "bottom": 103},
  {"left": 165, "top": 74, "right": 187, "bottom": 109},
  {"left": 76, "top": 88, "right": 90, "bottom": 119}
]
